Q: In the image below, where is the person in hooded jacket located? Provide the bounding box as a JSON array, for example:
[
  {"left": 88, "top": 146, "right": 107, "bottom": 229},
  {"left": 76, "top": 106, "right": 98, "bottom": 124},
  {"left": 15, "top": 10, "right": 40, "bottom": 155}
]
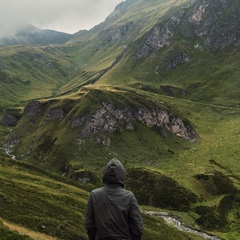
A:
[{"left": 85, "top": 158, "right": 143, "bottom": 240}]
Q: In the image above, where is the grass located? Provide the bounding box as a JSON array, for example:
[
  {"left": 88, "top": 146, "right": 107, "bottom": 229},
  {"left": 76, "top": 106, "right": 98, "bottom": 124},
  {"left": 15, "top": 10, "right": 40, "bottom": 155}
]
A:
[
  {"left": 100, "top": 33, "right": 240, "bottom": 107},
  {"left": 2, "top": 219, "right": 57, "bottom": 240},
  {"left": 0, "top": 219, "right": 33, "bottom": 240},
  {"left": 0, "top": 156, "right": 89, "bottom": 239},
  {"left": 0, "top": 45, "right": 75, "bottom": 110},
  {"left": 146, "top": 93, "right": 240, "bottom": 184},
  {"left": 0, "top": 156, "right": 208, "bottom": 240},
  {"left": 2, "top": 84, "right": 240, "bottom": 238},
  {"left": 0, "top": 1, "right": 240, "bottom": 239}
]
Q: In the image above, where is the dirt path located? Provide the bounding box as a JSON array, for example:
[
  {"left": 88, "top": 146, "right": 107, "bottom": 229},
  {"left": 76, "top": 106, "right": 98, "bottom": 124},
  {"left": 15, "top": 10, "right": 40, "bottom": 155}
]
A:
[{"left": 2, "top": 219, "right": 58, "bottom": 240}]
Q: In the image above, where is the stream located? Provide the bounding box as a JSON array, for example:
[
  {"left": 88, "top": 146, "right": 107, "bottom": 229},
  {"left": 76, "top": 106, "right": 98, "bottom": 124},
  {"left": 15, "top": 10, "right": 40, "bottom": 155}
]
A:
[
  {"left": 144, "top": 211, "right": 221, "bottom": 240},
  {"left": 0, "top": 147, "right": 221, "bottom": 239},
  {"left": 0, "top": 147, "right": 16, "bottom": 160}
]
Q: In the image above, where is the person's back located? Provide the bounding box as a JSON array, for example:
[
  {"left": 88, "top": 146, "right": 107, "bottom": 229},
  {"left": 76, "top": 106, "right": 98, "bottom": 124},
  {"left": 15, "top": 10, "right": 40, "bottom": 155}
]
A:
[{"left": 85, "top": 158, "right": 143, "bottom": 240}]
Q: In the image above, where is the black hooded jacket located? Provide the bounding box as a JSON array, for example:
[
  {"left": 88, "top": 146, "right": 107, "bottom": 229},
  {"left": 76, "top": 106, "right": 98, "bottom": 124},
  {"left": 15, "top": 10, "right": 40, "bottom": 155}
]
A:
[{"left": 85, "top": 158, "right": 143, "bottom": 240}]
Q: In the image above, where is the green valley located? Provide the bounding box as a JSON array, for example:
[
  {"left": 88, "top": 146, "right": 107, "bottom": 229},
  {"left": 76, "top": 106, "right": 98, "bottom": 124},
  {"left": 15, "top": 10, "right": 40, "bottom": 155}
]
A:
[{"left": 0, "top": 0, "right": 240, "bottom": 239}]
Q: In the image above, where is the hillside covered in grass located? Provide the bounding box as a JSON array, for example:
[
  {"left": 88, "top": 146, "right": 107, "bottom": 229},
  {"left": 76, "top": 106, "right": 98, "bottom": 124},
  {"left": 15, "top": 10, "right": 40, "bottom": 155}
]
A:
[
  {"left": 0, "top": 45, "right": 74, "bottom": 113},
  {"left": 1, "top": 156, "right": 208, "bottom": 240},
  {"left": 2, "top": 83, "right": 240, "bottom": 239},
  {"left": 0, "top": 0, "right": 240, "bottom": 239}
]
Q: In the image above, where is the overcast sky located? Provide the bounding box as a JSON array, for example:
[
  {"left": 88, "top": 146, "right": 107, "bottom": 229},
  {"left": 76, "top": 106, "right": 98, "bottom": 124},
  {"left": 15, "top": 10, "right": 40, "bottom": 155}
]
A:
[{"left": 0, "top": 0, "right": 123, "bottom": 35}]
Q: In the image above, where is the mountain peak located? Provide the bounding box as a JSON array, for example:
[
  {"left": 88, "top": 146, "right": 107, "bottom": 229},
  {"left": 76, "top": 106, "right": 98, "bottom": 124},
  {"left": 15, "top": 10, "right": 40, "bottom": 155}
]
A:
[{"left": 0, "top": 22, "right": 72, "bottom": 46}]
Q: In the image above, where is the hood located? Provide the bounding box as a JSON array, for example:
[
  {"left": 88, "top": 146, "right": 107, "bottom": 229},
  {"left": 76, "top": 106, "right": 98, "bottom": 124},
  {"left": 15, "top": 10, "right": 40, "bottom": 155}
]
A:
[{"left": 103, "top": 158, "right": 126, "bottom": 187}]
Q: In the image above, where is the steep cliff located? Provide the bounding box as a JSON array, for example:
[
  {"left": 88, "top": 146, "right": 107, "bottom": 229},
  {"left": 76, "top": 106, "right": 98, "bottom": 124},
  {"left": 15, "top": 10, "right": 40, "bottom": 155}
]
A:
[{"left": 135, "top": 0, "right": 240, "bottom": 57}]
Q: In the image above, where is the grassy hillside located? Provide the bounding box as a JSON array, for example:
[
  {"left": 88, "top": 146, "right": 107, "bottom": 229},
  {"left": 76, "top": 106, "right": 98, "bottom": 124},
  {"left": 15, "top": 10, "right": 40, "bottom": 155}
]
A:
[
  {"left": 2, "top": 84, "right": 240, "bottom": 239},
  {"left": 59, "top": 0, "right": 195, "bottom": 95},
  {"left": 0, "top": 156, "right": 207, "bottom": 240},
  {"left": 0, "top": 45, "right": 75, "bottom": 114},
  {"left": 1, "top": 0, "right": 240, "bottom": 239},
  {"left": 99, "top": 37, "right": 240, "bottom": 108},
  {"left": 0, "top": 156, "right": 90, "bottom": 239},
  {"left": 0, "top": 0, "right": 194, "bottom": 113},
  {"left": 3, "top": 85, "right": 194, "bottom": 170}
]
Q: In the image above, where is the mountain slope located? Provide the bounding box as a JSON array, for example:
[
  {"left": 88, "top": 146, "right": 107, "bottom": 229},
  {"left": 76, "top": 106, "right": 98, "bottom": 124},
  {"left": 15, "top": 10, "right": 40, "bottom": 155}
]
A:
[
  {"left": 1, "top": 0, "right": 240, "bottom": 239},
  {"left": 0, "top": 45, "right": 75, "bottom": 112},
  {"left": 97, "top": 0, "right": 240, "bottom": 107},
  {"left": 0, "top": 0, "right": 195, "bottom": 112},
  {"left": 60, "top": 0, "right": 195, "bottom": 95},
  {"left": 2, "top": 83, "right": 240, "bottom": 238},
  {"left": 0, "top": 156, "right": 206, "bottom": 240},
  {"left": 3, "top": 85, "right": 197, "bottom": 170},
  {"left": 0, "top": 24, "right": 72, "bottom": 46}
]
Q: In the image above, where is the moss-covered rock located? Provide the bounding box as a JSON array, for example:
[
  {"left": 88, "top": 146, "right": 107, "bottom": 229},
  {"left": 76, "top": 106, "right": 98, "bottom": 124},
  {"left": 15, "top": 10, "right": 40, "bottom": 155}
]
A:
[
  {"left": 126, "top": 167, "right": 198, "bottom": 211},
  {"left": 195, "top": 194, "right": 240, "bottom": 230},
  {"left": 194, "top": 171, "right": 238, "bottom": 196}
]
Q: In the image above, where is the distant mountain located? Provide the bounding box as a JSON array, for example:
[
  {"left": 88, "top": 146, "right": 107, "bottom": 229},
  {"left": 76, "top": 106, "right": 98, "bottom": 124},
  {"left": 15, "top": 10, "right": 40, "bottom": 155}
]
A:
[
  {"left": 1, "top": 1, "right": 240, "bottom": 239},
  {"left": 96, "top": 0, "right": 240, "bottom": 106},
  {"left": 0, "top": 23, "right": 72, "bottom": 46}
]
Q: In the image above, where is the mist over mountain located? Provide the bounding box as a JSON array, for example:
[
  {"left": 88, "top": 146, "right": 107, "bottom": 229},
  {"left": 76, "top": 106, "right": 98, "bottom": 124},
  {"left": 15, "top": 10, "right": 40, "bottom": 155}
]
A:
[{"left": 0, "top": 23, "right": 72, "bottom": 46}]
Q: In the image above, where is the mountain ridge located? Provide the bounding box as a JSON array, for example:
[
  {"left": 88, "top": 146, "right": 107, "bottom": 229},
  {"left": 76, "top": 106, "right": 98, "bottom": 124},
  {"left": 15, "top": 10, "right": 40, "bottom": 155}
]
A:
[
  {"left": 97, "top": 0, "right": 240, "bottom": 106},
  {"left": 1, "top": 0, "right": 240, "bottom": 239},
  {"left": 0, "top": 23, "right": 72, "bottom": 46}
]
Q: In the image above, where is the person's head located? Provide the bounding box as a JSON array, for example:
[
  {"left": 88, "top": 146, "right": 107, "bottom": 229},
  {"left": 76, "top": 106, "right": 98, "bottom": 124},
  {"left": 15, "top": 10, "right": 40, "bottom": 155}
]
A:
[{"left": 102, "top": 158, "right": 126, "bottom": 187}]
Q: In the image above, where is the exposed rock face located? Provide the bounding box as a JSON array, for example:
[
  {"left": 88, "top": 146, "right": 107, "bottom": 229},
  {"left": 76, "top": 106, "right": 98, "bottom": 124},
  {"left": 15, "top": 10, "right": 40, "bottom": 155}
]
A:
[
  {"left": 5, "top": 100, "right": 197, "bottom": 155},
  {"left": 182, "top": 0, "right": 240, "bottom": 50},
  {"left": 134, "top": 107, "right": 197, "bottom": 140},
  {"left": 164, "top": 52, "right": 192, "bottom": 70},
  {"left": 23, "top": 101, "right": 64, "bottom": 122},
  {"left": 21, "top": 100, "right": 197, "bottom": 142},
  {"left": 73, "top": 102, "right": 135, "bottom": 137},
  {"left": 23, "top": 101, "right": 42, "bottom": 117},
  {"left": 188, "top": 2, "right": 209, "bottom": 23},
  {"left": 73, "top": 102, "right": 198, "bottom": 141},
  {"left": 135, "top": 24, "right": 174, "bottom": 58},
  {"left": 135, "top": 0, "right": 240, "bottom": 57},
  {"left": 0, "top": 112, "right": 19, "bottom": 126},
  {"left": 44, "top": 108, "right": 64, "bottom": 122},
  {"left": 71, "top": 117, "right": 86, "bottom": 129},
  {"left": 97, "top": 21, "right": 134, "bottom": 48}
]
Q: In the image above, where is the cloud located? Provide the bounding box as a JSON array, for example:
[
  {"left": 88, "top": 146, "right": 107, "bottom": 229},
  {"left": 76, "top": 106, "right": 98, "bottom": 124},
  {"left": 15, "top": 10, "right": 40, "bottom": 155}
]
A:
[{"left": 0, "top": 0, "right": 123, "bottom": 35}]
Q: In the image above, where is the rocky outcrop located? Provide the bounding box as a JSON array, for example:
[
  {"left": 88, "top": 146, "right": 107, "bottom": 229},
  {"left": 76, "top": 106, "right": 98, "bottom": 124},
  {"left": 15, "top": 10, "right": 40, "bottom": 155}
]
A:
[
  {"left": 72, "top": 102, "right": 198, "bottom": 141},
  {"left": 182, "top": 0, "right": 240, "bottom": 50},
  {"left": 4, "top": 99, "right": 197, "bottom": 156},
  {"left": 135, "top": 24, "right": 174, "bottom": 58},
  {"left": 164, "top": 52, "right": 192, "bottom": 70},
  {"left": 134, "top": 8, "right": 187, "bottom": 58},
  {"left": 0, "top": 112, "right": 19, "bottom": 127},
  {"left": 23, "top": 101, "right": 42, "bottom": 117},
  {"left": 44, "top": 108, "right": 64, "bottom": 123},
  {"left": 97, "top": 21, "right": 134, "bottom": 49},
  {"left": 135, "top": 107, "right": 197, "bottom": 140},
  {"left": 23, "top": 101, "right": 64, "bottom": 122},
  {"left": 135, "top": 0, "right": 240, "bottom": 57},
  {"left": 22, "top": 101, "right": 197, "bottom": 141}
]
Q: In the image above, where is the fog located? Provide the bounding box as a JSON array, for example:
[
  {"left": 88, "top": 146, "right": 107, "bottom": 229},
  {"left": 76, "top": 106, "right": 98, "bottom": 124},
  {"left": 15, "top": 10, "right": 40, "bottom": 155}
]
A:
[{"left": 0, "top": 0, "right": 123, "bottom": 37}]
